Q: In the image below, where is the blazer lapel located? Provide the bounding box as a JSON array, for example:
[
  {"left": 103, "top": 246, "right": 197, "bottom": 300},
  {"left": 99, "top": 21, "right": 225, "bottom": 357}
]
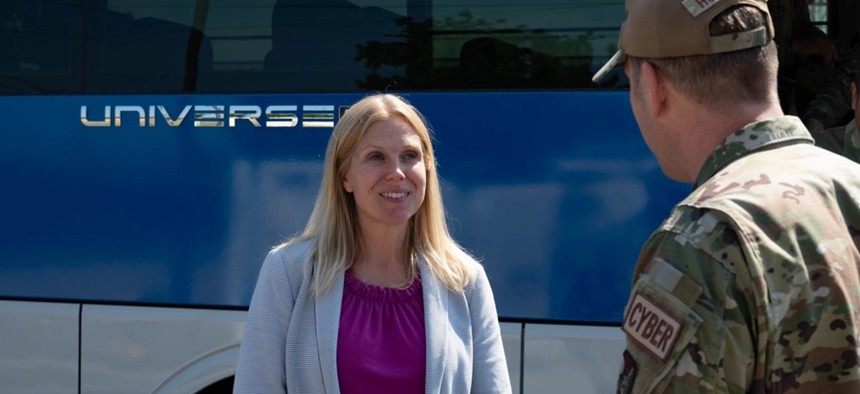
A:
[
  {"left": 315, "top": 270, "right": 345, "bottom": 394},
  {"left": 420, "top": 262, "right": 449, "bottom": 392}
]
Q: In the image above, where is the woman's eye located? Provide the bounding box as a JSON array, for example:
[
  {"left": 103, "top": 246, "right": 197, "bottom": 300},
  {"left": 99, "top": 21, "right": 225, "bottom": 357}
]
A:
[
  {"left": 403, "top": 151, "right": 420, "bottom": 161},
  {"left": 368, "top": 153, "right": 384, "bottom": 161}
]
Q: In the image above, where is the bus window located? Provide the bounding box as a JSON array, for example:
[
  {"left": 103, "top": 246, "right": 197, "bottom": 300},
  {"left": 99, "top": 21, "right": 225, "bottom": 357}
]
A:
[
  {"left": 0, "top": 0, "right": 82, "bottom": 93},
  {"left": 86, "top": 0, "right": 215, "bottom": 92},
  {"left": 24, "top": 0, "right": 630, "bottom": 94},
  {"left": 432, "top": 0, "right": 627, "bottom": 89}
]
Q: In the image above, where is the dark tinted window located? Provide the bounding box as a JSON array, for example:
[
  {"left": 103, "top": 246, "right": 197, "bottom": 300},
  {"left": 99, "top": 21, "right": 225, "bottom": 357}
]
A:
[
  {"left": 0, "top": 0, "right": 627, "bottom": 94},
  {"left": 430, "top": 0, "right": 625, "bottom": 89},
  {"left": 0, "top": 0, "right": 82, "bottom": 94}
]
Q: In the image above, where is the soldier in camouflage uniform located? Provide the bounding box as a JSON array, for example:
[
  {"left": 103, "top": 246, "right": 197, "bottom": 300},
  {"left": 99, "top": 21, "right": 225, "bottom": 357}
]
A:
[
  {"left": 768, "top": 0, "right": 837, "bottom": 116},
  {"left": 772, "top": 0, "right": 860, "bottom": 133},
  {"left": 800, "top": 35, "right": 860, "bottom": 134},
  {"left": 813, "top": 69, "right": 860, "bottom": 163},
  {"left": 801, "top": 61, "right": 853, "bottom": 133},
  {"left": 593, "top": 0, "right": 860, "bottom": 393}
]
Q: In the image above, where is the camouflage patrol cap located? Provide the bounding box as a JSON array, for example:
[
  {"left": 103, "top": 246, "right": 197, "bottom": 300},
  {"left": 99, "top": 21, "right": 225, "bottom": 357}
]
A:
[{"left": 592, "top": 0, "right": 774, "bottom": 83}]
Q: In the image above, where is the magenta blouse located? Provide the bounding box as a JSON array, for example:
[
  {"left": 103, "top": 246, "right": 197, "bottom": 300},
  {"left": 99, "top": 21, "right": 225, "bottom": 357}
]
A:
[{"left": 337, "top": 269, "right": 426, "bottom": 394}]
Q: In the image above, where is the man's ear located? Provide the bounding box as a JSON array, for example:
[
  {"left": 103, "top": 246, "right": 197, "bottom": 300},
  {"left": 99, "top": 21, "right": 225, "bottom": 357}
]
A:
[
  {"left": 639, "top": 61, "right": 668, "bottom": 119},
  {"left": 851, "top": 82, "right": 857, "bottom": 112}
]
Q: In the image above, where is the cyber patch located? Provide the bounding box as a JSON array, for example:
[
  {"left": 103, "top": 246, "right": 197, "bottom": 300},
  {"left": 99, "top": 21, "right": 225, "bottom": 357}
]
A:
[{"left": 622, "top": 291, "right": 683, "bottom": 361}]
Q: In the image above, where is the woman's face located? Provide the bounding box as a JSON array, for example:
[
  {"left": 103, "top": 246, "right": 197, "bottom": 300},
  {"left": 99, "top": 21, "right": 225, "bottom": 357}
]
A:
[{"left": 342, "top": 117, "right": 427, "bottom": 232}]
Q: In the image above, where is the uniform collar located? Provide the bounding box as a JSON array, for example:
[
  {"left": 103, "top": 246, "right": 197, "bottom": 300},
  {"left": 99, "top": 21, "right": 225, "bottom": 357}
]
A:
[
  {"left": 844, "top": 119, "right": 860, "bottom": 161},
  {"left": 694, "top": 116, "right": 814, "bottom": 187}
]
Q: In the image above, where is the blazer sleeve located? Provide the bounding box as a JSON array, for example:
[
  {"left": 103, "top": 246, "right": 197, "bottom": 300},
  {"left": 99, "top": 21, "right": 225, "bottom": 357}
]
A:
[
  {"left": 468, "top": 265, "right": 513, "bottom": 394},
  {"left": 234, "top": 248, "right": 294, "bottom": 394}
]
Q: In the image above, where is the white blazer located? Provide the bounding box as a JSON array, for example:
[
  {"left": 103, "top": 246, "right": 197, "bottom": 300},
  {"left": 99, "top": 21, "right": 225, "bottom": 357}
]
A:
[{"left": 233, "top": 240, "right": 512, "bottom": 393}]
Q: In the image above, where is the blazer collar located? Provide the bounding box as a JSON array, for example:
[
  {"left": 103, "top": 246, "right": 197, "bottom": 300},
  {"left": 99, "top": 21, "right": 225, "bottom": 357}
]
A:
[
  {"left": 315, "top": 269, "right": 344, "bottom": 394},
  {"left": 420, "top": 261, "right": 449, "bottom": 393}
]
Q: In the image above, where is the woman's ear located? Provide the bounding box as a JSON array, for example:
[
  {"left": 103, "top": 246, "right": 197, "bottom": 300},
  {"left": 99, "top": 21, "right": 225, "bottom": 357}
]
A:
[{"left": 342, "top": 177, "right": 353, "bottom": 193}]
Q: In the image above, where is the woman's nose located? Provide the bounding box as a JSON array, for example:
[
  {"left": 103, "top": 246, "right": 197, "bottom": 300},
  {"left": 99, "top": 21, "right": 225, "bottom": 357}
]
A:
[{"left": 385, "top": 160, "right": 406, "bottom": 181}]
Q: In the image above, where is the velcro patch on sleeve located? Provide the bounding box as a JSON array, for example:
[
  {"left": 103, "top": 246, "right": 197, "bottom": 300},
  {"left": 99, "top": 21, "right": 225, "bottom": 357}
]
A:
[
  {"left": 617, "top": 350, "right": 638, "bottom": 394},
  {"left": 622, "top": 291, "right": 683, "bottom": 361}
]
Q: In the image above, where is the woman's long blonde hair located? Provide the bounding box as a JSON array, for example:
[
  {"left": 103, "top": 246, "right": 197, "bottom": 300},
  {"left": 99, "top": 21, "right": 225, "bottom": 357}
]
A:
[{"left": 281, "top": 93, "right": 474, "bottom": 295}]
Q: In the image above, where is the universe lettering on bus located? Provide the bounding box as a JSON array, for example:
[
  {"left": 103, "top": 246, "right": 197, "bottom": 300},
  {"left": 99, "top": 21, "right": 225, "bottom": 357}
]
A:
[{"left": 80, "top": 105, "right": 338, "bottom": 128}]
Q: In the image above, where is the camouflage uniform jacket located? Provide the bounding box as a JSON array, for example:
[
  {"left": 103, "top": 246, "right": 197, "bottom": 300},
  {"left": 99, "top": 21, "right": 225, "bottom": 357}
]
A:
[
  {"left": 816, "top": 118, "right": 860, "bottom": 164},
  {"left": 618, "top": 116, "right": 860, "bottom": 394}
]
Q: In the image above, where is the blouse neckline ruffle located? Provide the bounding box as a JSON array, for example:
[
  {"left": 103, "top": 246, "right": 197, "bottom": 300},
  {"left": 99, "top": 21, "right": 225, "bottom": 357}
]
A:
[{"left": 344, "top": 268, "right": 422, "bottom": 303}]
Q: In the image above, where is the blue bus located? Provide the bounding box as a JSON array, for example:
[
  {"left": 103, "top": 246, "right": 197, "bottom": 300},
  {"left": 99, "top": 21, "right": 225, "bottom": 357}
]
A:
[{"left": 0, "top": 0, "right": 716, "bottom": 392}]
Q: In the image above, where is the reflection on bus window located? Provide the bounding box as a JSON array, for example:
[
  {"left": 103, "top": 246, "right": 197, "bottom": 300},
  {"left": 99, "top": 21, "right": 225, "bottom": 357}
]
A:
[{"left": 0, "top": 0, "right": 629, "bottom": 94}]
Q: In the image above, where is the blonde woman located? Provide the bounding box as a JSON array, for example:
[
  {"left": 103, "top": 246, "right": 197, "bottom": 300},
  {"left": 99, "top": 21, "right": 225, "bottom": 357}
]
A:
[{"left": 234, "top": 93, "right": 511, "bottom": 394}]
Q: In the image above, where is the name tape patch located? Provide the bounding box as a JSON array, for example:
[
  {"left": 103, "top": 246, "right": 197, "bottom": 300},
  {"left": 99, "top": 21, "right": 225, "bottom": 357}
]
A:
[
  {"left": 681, "top": 0, "right": 718, "bottom": 17},
  {"left": 622, "top": 292, "right": 683, "bottom": 361}
]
